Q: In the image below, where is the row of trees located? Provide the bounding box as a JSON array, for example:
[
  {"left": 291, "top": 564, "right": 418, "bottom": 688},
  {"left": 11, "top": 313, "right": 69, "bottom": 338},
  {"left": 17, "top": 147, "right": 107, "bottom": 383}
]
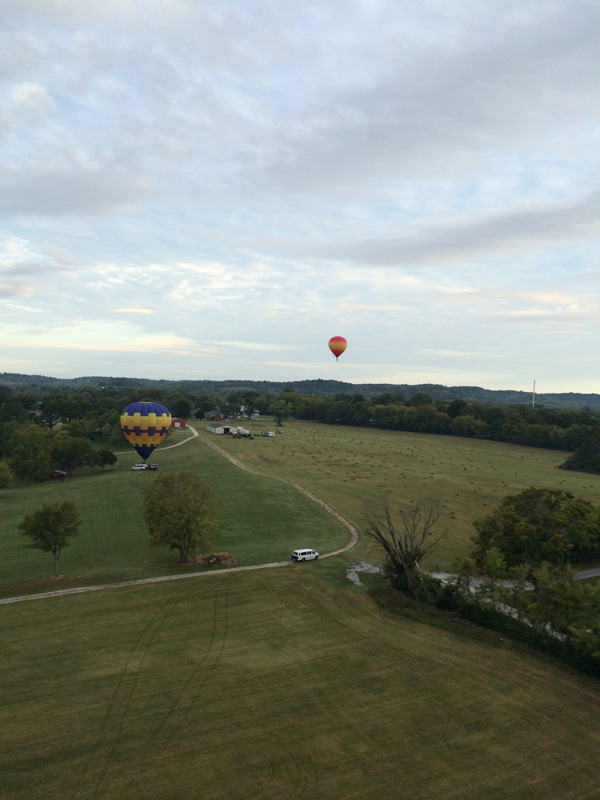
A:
[
  {"left": 3, "top": 384, "right": 600, "bottom": 471},
  {"left": 288, "top": 391, "right": 600, "bottom": 455},
  {"left": 0, "top": 385, "right": 275, "bottom": 431},
  {"left": 3, "top": 423, "right": 117, "bottom": 485},
  {"left": 18, "top": 470, "right": 218, "bottom": 576},
  {"left": 367, "top": 488, "right": 600, "bottom": 671}
]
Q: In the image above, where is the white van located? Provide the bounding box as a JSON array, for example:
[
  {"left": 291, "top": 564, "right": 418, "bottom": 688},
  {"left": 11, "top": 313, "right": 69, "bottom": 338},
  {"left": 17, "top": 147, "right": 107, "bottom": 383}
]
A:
[{"left": 291, "top": 549, "right": 319, "bottom": 562}]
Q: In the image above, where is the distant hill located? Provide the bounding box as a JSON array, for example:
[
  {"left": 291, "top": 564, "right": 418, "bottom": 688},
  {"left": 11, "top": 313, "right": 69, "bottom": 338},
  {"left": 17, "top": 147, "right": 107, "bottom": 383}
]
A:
[{"left": 1, "top": 372, "right": 599, "bottom": 411}]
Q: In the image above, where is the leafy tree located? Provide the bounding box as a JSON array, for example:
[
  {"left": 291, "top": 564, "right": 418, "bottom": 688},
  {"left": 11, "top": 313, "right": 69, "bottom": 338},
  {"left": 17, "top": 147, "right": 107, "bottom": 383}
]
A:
[
  {"left": 449, "top": 555, "right": 477, "bottom": 596},
  {"left": 18, "top": 501, "right": 81, "bottom": 577},
  {"left": 65, "top": 418, "right": 94, "bottom": 439},
  {"left": 474, "top": 547, "right": 508, "bottom": 611},
  {"left": 39, "top": 389, "right": 73, "bottom": 429},
  {"left": 559, "top": 430, "right": 600, "bottom": 474},
  {"left": 406, "top": 392, "right": 432, "bottom": 407},
  {"left": 523, "top": 563, "right": 587, "bottom": 638},
  {"left": 472, "top": 487, "right": 600, "bottom": 571},
  {"left": 51, "top": 434, "right": 98, "bottom": 476},
  {"left": 0, "top": 461, "right": 12, "bottom": 488},
  {"left": 8, "top": 424, "right": 54, "bottom": 484},
  {"left": 97, "top": 449, "right": 117, "bottom": 469},
  {"left": 170, "top": 395, "right": 192, "bottom": 419},
  {"left": 365, "top": 496, "right": 448, "bottom": 601},
  {"left": 268, "top": 399, "right": 292, "bottom": 426},
  {"left": 446, "top": 399, "right": 468, "bottom": 418},
  {"left": 143, "top": 470, "right": 217, "bottom": 563}
]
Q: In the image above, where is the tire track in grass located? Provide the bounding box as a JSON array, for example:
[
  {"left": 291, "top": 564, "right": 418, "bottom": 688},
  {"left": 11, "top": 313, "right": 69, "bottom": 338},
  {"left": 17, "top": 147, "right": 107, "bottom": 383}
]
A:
[
  {"left": 146, "top": 579, "right": 231, "bottom": 743},
  {"left": 99, "top": 581, "right": 230, "bottom": 799},
  {"left": 80, "top": 580, "right": 205, "bottom": 800}
]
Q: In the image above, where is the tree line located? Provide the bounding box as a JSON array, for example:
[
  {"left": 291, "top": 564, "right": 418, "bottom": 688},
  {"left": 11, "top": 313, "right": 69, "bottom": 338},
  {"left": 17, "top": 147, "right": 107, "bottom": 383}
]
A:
[
  {"left": 3, "top": 372, "right": 600, "bottom": 410},
  {"left": 2, "top": 385, "right": 600, "bottom": 484},
  {"left": 0, "top": 385, "right": 275, "bottom": 484},
  {"left": 273, "top": 390, "right": 600, "bottom": 471}
]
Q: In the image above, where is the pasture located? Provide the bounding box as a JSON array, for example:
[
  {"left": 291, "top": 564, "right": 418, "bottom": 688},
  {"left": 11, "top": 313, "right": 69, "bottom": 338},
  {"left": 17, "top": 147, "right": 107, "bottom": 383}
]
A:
[
  {"left": 2, "top": 420, "right": 600, "bottom": 799},
  {"left": 205, "top": 419, "right": 600, "bottom": 565},
  {"left": 2, "top": 568, "right": 600, "bottom": 800}
]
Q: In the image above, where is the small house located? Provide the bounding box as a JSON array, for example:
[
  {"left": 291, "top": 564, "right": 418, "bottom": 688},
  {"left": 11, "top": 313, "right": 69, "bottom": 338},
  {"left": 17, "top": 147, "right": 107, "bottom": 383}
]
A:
[
  {"left": 47, "top": 467, "right": 70, "bottom": 482},
  {"left": 204, "top": 410, "right": 225, "bottom": 422},
  {"left": 171, "top": 418, "right": 187, "bottom": 429}
]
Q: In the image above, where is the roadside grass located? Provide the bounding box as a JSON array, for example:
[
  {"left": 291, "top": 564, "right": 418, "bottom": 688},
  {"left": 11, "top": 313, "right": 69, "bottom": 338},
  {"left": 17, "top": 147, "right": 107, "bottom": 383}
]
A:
[
  {"left": 0, "top": 430, "right": 347, "bottom": 598},
  {"left": 2, "top": 568, "right": 600, "bottom": 800},
  {"left": 209, "top": 419, "right": 600, "bottom": 566}
]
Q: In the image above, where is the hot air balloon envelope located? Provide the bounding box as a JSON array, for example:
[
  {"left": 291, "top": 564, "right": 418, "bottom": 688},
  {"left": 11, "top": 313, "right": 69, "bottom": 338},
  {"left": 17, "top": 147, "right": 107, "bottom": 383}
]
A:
[
  {"left": 120, "top": 401, "right": 172, "bottom": 461},
  {"left": 328, "top": 336, "right": 347, "bottom": 360}
]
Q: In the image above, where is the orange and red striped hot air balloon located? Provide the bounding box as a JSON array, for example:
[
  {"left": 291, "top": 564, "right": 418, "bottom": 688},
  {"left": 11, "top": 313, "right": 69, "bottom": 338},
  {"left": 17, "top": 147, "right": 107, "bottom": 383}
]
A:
[{"left": 328, "top": 336, "right": 347, "bottom": 360}]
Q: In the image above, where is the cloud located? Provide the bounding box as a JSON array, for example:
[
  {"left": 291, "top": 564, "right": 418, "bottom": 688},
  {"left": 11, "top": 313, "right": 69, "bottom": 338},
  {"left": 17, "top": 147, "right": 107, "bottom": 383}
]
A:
[
  {"left": 285, "top": 192, "right": 600, "bottom": 267},
  {"left": 111, "top": 308, "right": 154, "bottom": 314},
  {"left": 0, "top": 1, "right": 598, "bottom": 391},
  {"left": 214, "top": 340, "right": 292, "bottom": 352}
]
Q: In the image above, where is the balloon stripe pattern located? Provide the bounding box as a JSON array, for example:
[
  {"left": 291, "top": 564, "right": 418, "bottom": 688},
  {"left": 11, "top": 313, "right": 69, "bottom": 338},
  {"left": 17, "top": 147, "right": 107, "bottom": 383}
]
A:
[
  {"left": 120, "top": 402, "right": 171, "bottom": 461},
  {"left": 328, "top": 336, "right": 347, "bottom": 360}
]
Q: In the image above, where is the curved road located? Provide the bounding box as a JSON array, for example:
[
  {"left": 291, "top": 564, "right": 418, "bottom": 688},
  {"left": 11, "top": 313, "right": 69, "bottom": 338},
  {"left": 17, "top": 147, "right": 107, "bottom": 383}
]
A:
[{"left": 0, "top": 426, "right": 358, "bottom": 605}]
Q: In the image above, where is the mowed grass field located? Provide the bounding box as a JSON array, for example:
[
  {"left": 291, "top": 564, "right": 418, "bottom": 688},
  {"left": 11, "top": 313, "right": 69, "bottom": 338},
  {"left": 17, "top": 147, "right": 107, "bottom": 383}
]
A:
[
  {"left": 2, "top": 420, "right": 600, "bottom": 799},
  {"left": 0, "top": 426, "right": 348, "bottom": 598},
  {"left": 2, "top": 568, "right": 600, "bottom": 800}
]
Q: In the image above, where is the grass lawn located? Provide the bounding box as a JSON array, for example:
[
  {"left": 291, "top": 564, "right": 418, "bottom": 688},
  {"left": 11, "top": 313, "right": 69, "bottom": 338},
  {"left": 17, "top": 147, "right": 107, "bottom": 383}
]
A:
[
  {"left": 0, "top": 427, "right": 347, "bottom": 598},
  {"left": 2, "top": 567, "right": 599, "bottom": 800}
]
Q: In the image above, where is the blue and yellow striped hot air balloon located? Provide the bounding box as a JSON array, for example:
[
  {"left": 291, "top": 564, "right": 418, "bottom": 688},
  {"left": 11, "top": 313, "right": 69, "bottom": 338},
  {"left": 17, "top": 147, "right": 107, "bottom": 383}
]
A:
[{"left": 120, "top": 401, "right": 171, "bottom": 462}]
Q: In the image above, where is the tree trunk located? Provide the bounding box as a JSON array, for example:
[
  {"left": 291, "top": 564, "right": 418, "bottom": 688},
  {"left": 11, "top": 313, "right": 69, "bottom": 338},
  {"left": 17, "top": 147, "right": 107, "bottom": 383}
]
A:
[
  {"left": 178, "top": 548, "right": 188, "bottom": 564},
  {"left": 54, "top": 550, "right": 60, "bottom": 577}
]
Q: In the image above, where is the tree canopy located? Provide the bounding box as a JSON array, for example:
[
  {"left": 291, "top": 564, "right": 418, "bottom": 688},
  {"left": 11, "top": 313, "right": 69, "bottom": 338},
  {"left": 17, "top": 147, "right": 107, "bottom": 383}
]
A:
[
  {"left": 18, "top": 500, "right": 82, "bottom": 577},
  {"left": 8, "top": 424, "right": 54, "bottom": 484},
  {"left": 143, "top": 470, "right": 217, "bottom": 563},
  {"left": 471, "top": 487, "right": 600, "bottom": 570}
]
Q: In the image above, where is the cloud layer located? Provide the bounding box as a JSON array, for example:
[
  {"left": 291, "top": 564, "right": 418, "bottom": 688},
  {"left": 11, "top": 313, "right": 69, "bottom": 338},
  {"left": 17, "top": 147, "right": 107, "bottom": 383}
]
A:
[{"left": 1, "top": 0, "right": 599, "bottom": 391}]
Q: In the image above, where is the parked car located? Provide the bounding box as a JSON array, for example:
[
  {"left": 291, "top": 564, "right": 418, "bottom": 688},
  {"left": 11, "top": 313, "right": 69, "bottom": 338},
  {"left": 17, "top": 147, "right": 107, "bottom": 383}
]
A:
[
  {"left": 291, "top": 549, "right": 319, "bottom": 562},
  {"left": 147, "top": 464, "right": 158, "bottom": 470},
  {"left": 131, "top": 464, "right": 148, "bottom": 470}
]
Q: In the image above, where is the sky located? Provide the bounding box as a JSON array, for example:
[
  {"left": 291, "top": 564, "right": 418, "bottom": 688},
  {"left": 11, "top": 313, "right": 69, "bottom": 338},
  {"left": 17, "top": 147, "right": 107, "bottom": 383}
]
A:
[{"left": 1, "top": 0, "right": 599, "bottom": 393}]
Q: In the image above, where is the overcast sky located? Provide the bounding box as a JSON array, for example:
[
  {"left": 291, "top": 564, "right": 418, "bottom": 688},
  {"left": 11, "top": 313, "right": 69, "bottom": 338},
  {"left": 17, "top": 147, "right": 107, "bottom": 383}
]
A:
[{"left": 1, "top": 1, "right": 599, "bottom": 392}]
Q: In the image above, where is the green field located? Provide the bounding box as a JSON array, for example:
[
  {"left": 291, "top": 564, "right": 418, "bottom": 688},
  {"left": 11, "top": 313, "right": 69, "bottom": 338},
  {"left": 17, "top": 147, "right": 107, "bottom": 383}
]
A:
[
  {"left": 2, "top": 569, "right": 600, "bottom": 800},
  {"left": 0, "top": 426, "right": 348, "bottom": 599},
  {"left": 2, "top": 420, "right": 600, "bottom": 799},
  {"left": 205, "top": 418, "right": 600, "bottom": 565}
]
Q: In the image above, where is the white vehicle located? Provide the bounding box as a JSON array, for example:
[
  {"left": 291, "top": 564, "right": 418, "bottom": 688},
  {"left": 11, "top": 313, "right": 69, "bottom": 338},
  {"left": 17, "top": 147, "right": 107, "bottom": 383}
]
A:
[
  {"left": 131, "top": 464, "right": 148, "bottom": 470},
  {"left": 291, "top": 549, "right": 319, "bottom": 562}
]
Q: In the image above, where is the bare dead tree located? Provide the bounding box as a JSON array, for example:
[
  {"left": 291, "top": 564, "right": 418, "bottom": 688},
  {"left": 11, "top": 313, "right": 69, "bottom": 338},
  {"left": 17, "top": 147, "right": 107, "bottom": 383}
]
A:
[{"left": 365, "top": 496, "right": 448, "bottom": 601}]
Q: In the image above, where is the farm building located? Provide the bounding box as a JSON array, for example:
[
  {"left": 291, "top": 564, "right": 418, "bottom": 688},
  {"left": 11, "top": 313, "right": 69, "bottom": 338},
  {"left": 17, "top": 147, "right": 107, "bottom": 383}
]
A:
[
  {"left": 207, "top": 424, "right": 228, "bottom": 434},
  {"left": 204, "top": 410, "right": 225, "bottom": 422},
  {"left": 47, "top": 467, "right": 70, "bottom": 482},
  {"left": 207, "top": 425, "right": 250, "bottom": 435},
  {"left": 171, "top": 418, "right": 186, "bottom": 429}
]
